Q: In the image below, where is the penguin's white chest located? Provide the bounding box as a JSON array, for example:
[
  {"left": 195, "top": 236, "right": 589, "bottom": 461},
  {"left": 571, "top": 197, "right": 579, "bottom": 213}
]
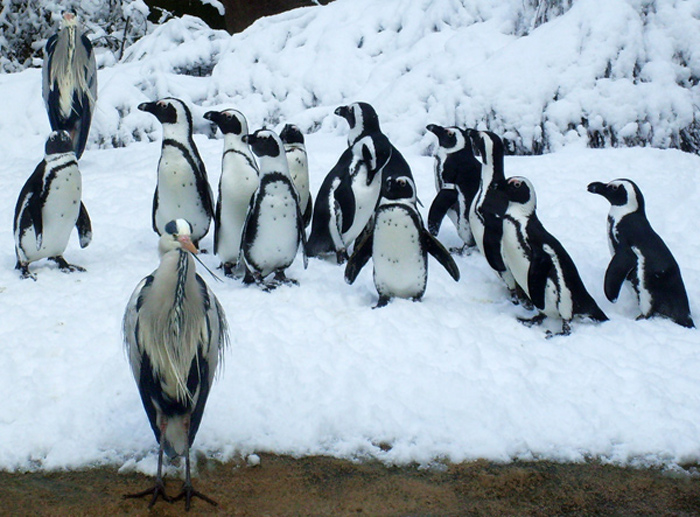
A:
[
  {"left": 343, "top": 168, "right": 382, "bottom": 245},
  {"left": 216, "top": 153, "right": 259, "bottom": 262},
  {"left": 469, "top": 186, "right": 486, "bottom": 254},
  {"left": 372, "top": 207, "right": 426, "bottom": 299},
  {"left": 501, "top": 218, "right": 531, "bottom": 294},
  {"left": 20, "top": 165, "right": 82, "bottom": 262},
  {"left": 246, "top": 181, "right": 300, "bottom": 275},
  {"left": 156, "top": 146, "right": 209, "bottom": 239}
]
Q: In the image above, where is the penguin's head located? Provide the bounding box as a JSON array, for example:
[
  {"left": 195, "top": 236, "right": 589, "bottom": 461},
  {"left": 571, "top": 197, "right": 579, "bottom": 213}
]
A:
[
  {"left": 138, "top": 98, "right": 192, "bottom": 128},
  {"left": 427, "top": 124, "right": 470, "bottom": 153},
  {"left": 352, "top": 135, "right": 392, "bottom": 186},
  {"left": 45, "top": 130, "right": 74, "bottom": 155},
  {"left": 382, "top": 175, "right": 416, "bottom": 203},
  {"left": 493, "top": 176, "right": 537, "bottom": 212},
  {"left": 279, "top": 124, "right": 304, "bottom": 146},
  {"left": 204, "top": 109, "right": 248, "bottom": 136},
  {"left": 335, "top": 102, "right": 380, "bottom": 145},
  {"left": 587, "top": 179, "right": 644, "bottom": 212},
  {"left": 159, "top": 219, "right": 197, "bottom": 257},
  {"left": 467, "top": 129, "right": 504, "bottom": 168},
  {"left": 244, "top": 129, "right": 283, "bottom": 158}
]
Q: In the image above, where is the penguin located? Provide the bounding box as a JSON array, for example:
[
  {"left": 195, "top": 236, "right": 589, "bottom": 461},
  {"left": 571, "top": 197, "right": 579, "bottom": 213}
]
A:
[
  {"left": 138, "top": 98, "right": 214, "bottom": 247},
  {"left": 306, "top": 102, "right": 405, "bottom": 263},
  {"left": 345, "top": 175, "right": 460, "bottom": 308},
  {"left": 13, "top": 130, "right": 92, "bottom": 280},
  {"left": 587, "top": 179, "right": 694, "bottom": 328},
  {"left": 467, "top": 129, "right": 528, "bottom": 306},
  {"left": 240, "top": 129, "right": 308, "bottom": 289},
  {"left": 425, "top": 124, "right": 481, "bottom": 253},
  {"left": 42, "top": 11, "right": 97, "bottom": 159},
  {"left": 280, "top": 124, "right": 313, "bottom": 228},
  {"left": 494, "top": 176, "right": 608, "bottom": 336},
  {"left": 203, "top": 108, "right": 259, "bottom": 278}
]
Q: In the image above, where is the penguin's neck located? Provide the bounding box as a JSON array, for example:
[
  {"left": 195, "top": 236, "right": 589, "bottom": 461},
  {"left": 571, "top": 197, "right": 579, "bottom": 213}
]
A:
[
  {"left": 258, "top": 156, "right": 290, "bottom": 178},
  {"left": 161, "top": 123, "right": 192, "bottom": 145},
  {"left": 224, "top": 134, "right": 253, "bottom": 154}
]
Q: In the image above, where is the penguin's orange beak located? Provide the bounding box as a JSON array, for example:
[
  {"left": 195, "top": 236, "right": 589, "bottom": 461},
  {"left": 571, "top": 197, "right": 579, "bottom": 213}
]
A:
[{"left": 178, "top": 235, "right": 198, "bottom": 254}]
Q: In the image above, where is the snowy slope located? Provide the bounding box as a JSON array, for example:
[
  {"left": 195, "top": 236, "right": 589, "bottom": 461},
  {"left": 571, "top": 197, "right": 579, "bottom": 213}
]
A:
[{"left": 0, "top": 0, "right": 698, "bottom": 474}]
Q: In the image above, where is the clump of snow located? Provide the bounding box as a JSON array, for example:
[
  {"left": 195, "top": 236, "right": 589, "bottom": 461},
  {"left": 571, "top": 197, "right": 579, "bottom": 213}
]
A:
[{"left": 0, "top": 0, "right": 698, "bottom": 475}]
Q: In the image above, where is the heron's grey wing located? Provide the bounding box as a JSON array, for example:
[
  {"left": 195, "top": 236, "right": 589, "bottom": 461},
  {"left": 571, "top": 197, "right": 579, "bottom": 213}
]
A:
[
  {"left": 123, "top": 274, "right": 154, "bottom": 380},
  {"left": 42, "top": 35, "right": 58, "bottom": 108},
  {"left": 197, "top": 275, "right": 229, "bottom": 384},
  {"left": 81, "top": 34, "right": 97, "bottom": 106}
]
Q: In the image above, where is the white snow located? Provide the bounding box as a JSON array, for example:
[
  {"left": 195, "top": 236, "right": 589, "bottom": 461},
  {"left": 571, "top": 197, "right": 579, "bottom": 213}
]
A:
[{"left": 0, "top": 0, "right": 698, "bottom": 475}]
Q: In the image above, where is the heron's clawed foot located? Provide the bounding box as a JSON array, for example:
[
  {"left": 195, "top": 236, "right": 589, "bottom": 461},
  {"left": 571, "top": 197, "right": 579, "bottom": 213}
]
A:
[
  {"left": 50, "top": 255, "right": 86, "bottom": 273},
  {"left": 172, "top": 483, "right": 218, "bottom": 511},
  {"left": 123, "top": 478, "right": 173, "bottom": 508}
]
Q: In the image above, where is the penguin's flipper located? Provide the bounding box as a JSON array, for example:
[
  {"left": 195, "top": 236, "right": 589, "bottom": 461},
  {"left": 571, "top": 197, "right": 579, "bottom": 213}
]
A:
[
  {"left": 604, "top": 248, "right": 637, "bottom": 302},
  {"left": 528, "top": 247, "right": 554, "bottom": 311},
  {"left": 344, "top": 229, "right": 373, "bottom": 284},
  {"left": 151, "top": 187, "right": 159, "bottom": 234},
  {"left": 28, "top": 193, "right": 44, "bottom": 251},
  {"left": 334, "top": 178, "right": 356, "bottom": 234},
  {"left": 297, "top": 200, "right": 309, "bottom": 270},
  {"left": 213, "top": 188, "right": 222, "bottom": 255},
  {"left": 482, "top": 222, "right": 506, "bottom": 272},
  {"left": 303, "top": 195, "right": 313, "bottom": 228},
  {"left": 424, "top": 231, "right": 460, "bottom": 281},
  {"left": 427, "top": 188, "right": 458, "bottom": 236},
  {"left": 76, "top": 201, "right": 92, "bottom": 248}
]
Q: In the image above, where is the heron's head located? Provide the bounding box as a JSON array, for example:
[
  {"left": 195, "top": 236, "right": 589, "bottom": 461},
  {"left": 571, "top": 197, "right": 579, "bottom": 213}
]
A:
[
  {"left": 61, "top": 10, "right": 78, "bottom": 28},
  {"left": 159, "top": 219, "right": 198, "bottom": 257}
]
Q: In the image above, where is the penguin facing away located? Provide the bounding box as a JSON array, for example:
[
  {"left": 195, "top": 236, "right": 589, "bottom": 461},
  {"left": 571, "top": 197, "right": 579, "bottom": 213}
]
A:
[
  {"left": 494, "top": 176, "right": 608, "bottom": 336},
  {"left": 14, "top": 130, "right": 92, "bottom": 280},
  {"left": 345, "top": 175, "right": 460, "bottom": 309},
  {"left": 467, "top": 129, "right": 529, "bottom": 306},
  {"left": 241, "top": 129, "right": 308, "bottom": 290},
  {"left": 587, "top": 179, "right": 694, "bottom": 328},
  {"left": 139, "top": 98, "right": 214, "bottom": 247},
  {"left": 280, "top": 124, "right": 313, "bottom": 228},
  {"left": 425, "top": 124, "right": 481, "bottom": 253},
  {"left": 42, "top": 11, "right": 97, "bottom": 159},
  {"left": 203, "top": 109, "right": 259, "bottom": 278}
]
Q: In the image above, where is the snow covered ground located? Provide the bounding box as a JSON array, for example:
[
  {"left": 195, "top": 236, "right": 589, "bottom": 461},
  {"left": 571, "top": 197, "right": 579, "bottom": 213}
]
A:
[{"left": 0, "top": 0, "right": 698, "bottom": 474}]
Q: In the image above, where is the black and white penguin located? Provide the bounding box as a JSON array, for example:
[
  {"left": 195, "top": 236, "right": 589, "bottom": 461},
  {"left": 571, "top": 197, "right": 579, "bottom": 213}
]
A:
[
  {"left": 280, "top": 124, "right": 313, "bottom": 228},
  {"left": 494, "top": 176, "right": 608, "bottom": 336},
  {"left": 345, "top": 175, "right": 460, "bottom": 308},
  {"left": 203, "top": 108, "right": 259, "bottom": 277},
  {"left": 425, "top": 124, "right": 481, "bottom": 253},
  {"left": 306, "top": 102, "right": 404, "bottom": 263},
  {"left": 467, "top": 129, "right": 526, "bottom": 304},
  {"left": 587, "top": 179, "right": 694, "bottom": 328},
  {"left": 240, "top": 129, "right": 307, "bottom": 289},
  {"left": 13, "top": 130, "right": 92, "bottom": 279},
  {"left": 139, "top": 98, "right": 214, "bottom": 247},
  {"left": 42, "top": 11, "right": 97, "bottom": 159}
]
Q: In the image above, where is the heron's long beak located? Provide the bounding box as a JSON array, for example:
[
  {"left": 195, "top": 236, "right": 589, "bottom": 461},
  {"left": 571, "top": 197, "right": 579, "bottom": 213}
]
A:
[{"left": 178, "top": 235, "right": 198, "bottom": 254}]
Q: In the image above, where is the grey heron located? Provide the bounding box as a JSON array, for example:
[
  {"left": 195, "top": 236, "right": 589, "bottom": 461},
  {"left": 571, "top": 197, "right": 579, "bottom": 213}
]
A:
[
  {"left": 42, "top": 11, "right": 97, "bottom": 159},
  {"left": 123, "top": 219, "right": 228, "bottom": 510}
]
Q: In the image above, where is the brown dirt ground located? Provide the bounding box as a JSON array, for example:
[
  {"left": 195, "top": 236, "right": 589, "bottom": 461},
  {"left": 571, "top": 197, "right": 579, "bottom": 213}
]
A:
[{"left": 1, "top": 454, "right": 699, "bottom": 516}]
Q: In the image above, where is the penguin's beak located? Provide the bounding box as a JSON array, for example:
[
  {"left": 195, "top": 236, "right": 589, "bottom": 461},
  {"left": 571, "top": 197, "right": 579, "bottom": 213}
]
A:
[
  {"left": 426, "top": 124, "right": 440, "bottom": 136},
  {"left": 137, "top": 102, "right": 156, "bottom": 114},
  {"left": 242, "top": 134, "right": 251, "bottom": 144},
  {"left": 203, "top": 111, "right": 218, "bottom": 123},
  {"left": 334, "top": 105, "right": 350, "bottom": 119},
  {"left": 587, "top": 181, "right": 606, "bottom": 195},
  {"left": 492, "top": 179, "right": 508, "bottom": 192}
]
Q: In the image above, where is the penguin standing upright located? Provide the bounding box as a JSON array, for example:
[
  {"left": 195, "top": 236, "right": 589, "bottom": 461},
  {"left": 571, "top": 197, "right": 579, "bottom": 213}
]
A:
[
  {"left": 241, "top": 129, "right": 308, "bottom": 289},
  {"left": 139, "top": 98, "right": 214, "bottom": 247},
  {"left": 494, "top": 176, "right": 608, "bottom": 336},
  {"left": 204, "top": 108, "right": 259, "bottom": 277},
  {"left": 588, "top": 179, "right": 694, "bottom": 328},
  {"left": 467, "top": 129, "right": 526, "bottom": 305},
  {"left": 306, "top": 102, "right": 409, "bottom": 263},
  {"left": 345, "top": 175, "right": 460, "bottom": 308},
  {"left": 425, "top": 124, "right": 481, "bottom": 253},
  {"left": 13, "top": 130, "right": 92, "bottom": 279},
  {"left": 280, "top": 124, "right": 313, "bottom": 228},
  {"left": 42, "top": 11, "right": 97, "bottom": 159}
]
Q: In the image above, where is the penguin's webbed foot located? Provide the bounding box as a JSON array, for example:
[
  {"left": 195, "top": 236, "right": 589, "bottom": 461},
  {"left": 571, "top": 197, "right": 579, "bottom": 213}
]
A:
[
  {"left": 50, "top": 256, "right": 86, "bottom": 273},
  {"left": 221, "top": 262, "right": 241, "bottom": 279},
  {"left": 449, "top": 245, "right": 472, "bottom": 256},
  {"left": 16, "top": 262, "right": 37, "bottom": 281},
  {"left": 509, "top": 286, "right": 533, "bottom": 309},
  {"left": 123, "top": 477, "right": 173, "bottom": 508},
  {"left": 335, "top": 249, "right": 348, "bottom": 265},
  {"left": 373, "top": 296, "right": 391, "bottom": 309},
  {"left": 517, "top": 313, "right": 546, "bottom": 328},
  {"left": 171, "top": 482, "right": 217, "bottom": 511},
  {"left": 546, "top": 320, "right": 572, "bottom": 339}
]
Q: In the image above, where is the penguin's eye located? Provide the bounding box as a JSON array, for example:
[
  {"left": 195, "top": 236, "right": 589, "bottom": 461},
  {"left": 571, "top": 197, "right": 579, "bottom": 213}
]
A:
[
  {"left": 157, "top": 100, "right": 167, "bottom": 108},
  {"left": 398, "top": 179, "right": 406, "bottom": 186},
  {"left": 611, "top": 184, "right": 619, "bottom": 191},
  {"left": 510, "top": 179, "right": 522, "bottom": 188}
]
